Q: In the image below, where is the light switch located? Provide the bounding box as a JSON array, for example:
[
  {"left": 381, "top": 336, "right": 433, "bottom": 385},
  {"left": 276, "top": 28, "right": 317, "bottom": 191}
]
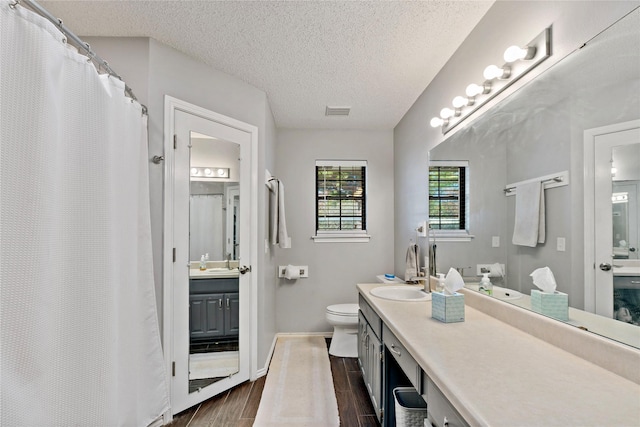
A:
[
  {"left": 492, "top": 236, "right": 500, "bottom": 247},
  {"left": 557, "top": 237, "right": 566, "bottom": 252}
]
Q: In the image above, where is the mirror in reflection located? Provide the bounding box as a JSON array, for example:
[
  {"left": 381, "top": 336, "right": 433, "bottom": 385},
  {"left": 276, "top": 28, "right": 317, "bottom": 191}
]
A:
[
  {"left": 188, "top": 131, "right": 241, "bottom": 392},
  {"left": 428, "top": 9, "right": 640, "bottom": 348}
]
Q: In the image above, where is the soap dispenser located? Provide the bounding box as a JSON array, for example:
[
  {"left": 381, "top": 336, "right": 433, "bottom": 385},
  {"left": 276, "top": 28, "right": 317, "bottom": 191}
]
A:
[
  {"left": 436, "top": 273, "right": 446, "bottom": 293},
  {"left": 479, "top": 273, "right": 493, "bottom": 296},
  {"left": 199, "top": 255, "right": 207, "bottom": 271}
]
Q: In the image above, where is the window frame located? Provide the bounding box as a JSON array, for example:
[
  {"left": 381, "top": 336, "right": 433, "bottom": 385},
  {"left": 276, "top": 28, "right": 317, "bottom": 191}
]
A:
[
  {"left": 313, "top": 160, "right": 370, "bottom": 243},
  {"left": 428, "top": 160, "right": 473, "bottom": 242}
]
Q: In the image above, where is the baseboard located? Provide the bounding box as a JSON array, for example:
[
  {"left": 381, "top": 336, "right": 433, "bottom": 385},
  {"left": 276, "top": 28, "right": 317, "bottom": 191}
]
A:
[{"left": 257, "top": 332, "right": 334, "bottom": 378}]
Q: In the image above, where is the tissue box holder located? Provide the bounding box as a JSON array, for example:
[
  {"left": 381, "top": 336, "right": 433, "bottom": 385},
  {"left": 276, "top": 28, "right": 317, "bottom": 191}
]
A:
[
  {"left": 531, "top": 290, "right": 568, "bottom": 321},
  {"left": 432, "top": 292, "right": 465, "bottom": 323}
]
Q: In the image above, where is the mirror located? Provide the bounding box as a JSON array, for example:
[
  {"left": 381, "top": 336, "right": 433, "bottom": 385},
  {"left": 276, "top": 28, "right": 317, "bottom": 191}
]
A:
[
  {"left": 188, "top": 132, "right": 241, "bottom": 392},
  {"left": 428, "top": 9, "right": 640, "bottom": 348},
  {"left": 612, "top": 144, "right": 640, "bottom": 260}
]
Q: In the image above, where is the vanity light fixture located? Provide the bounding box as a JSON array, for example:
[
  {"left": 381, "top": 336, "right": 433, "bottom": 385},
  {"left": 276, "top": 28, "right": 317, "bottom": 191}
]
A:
[
  {"left": 452, "top": 95, "right": 475, "bottom": 109},
  {"left": 190, "top": 166, "right": 230, "bottom": 179},
  {"left": 430, "top": 27, "right": 551, "bottom": 134},
  {"left": 465, "top": 83, "right": 491, "bottom": 97},
  {"left": 440, "top": 107, "right": 456, "bottom": 119},
  {"left": 430, "top": 117, "right": 447, "bottom": 127},
  {"left": 504, "top": 45, "right": 536, "bottom": 63},
  {"left": 612, "top": 192, "right": 628, "bottom": 203},
  {"left": 483, "top": 64, "right": 511, "bottom": 80}
]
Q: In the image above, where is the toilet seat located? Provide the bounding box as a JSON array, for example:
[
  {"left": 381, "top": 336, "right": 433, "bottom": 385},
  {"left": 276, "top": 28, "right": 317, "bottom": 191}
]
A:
[
  {"left": 326, "top": 303, "right": 359, "bottom": 357},
  {"left": 326, "top": 303, "right": 359, "bottom": 317}
]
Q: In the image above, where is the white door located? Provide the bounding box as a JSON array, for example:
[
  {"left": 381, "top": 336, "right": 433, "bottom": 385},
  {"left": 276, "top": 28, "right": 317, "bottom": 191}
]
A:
[
  {"left": 164, "top": 98, "right": 257, "bottom": 416},
  {"left": 590, "top": 124, "right": 640, "bottom": 317}
]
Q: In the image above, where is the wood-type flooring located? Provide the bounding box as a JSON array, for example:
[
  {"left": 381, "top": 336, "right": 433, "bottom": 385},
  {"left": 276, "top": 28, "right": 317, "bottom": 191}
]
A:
[{"left": 169, "top": 338, "right": 380, "bottom": 427}]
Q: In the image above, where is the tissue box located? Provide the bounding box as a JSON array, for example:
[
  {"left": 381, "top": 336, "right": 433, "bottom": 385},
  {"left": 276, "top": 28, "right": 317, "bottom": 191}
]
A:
[
  {"left": 432, "top": 292, "right": 465, "bottom": 323},
  {"left": 531, "top": 290, "right": 568, "bottom": 321}
]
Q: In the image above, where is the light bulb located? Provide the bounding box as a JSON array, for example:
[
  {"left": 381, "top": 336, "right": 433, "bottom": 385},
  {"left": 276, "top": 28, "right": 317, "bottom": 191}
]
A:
[
  {"left": 190, "top": 167, "right": 199, "bottom": 176},
  {"left": 204, "top": 168, "right": 213, "bottom": 176},
  {"left": 440, "top": 108, "right": 454, "bottom": 119},
  {"left": 452, "top": 96, "right": 469, "bottom": 108},
  {"left": 430, "top": 117, "right": 444, "bottom": 128},
  {"left": 217, "top": 168, "right": 226, "bottom": 176},
  {"left": 483, "top": 64, "right": 508, "bottom": 80},
  {"left": 466, "top": 83, "right": 484, "bottom": 97},
  {"left": 504, "top": 45, "right": 536, "bottom": 63}
]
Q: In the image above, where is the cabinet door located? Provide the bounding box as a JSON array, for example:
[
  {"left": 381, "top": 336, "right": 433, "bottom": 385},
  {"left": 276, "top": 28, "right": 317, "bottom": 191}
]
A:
[
  {"left": 190, "top": 293, "right": 224, "bottom": 338},
  {"left": 224, "top": 292, "right": 240, "bottom": 336},
  {"left": 358, "top": 313, "right": 368, "bottom": 374},
  {"left": 368, "top": 326, "right": 383, "bottom": 419}
]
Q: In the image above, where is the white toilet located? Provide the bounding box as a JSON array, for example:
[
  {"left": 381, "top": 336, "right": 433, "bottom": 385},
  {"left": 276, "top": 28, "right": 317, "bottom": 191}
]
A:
[{"left": 326, "top": 303, "right": 359, "bottom": 357}]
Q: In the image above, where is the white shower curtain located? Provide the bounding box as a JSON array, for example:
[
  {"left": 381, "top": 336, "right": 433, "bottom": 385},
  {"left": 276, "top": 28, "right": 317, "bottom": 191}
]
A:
[
  {"left": 0, "top": 2, "right": 169, "bottom": 426},
  {"left": 190, "top": 194, "right": 224, "bottom": 261}
]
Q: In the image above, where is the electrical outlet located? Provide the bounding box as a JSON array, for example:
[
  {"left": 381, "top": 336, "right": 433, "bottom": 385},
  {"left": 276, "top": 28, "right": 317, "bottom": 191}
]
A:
[
  {"left": 557, "top": 237, "right": 566, "bottom": 252},
  {"left": 492, "top": 236, "right": 500, "bottom": 247}
]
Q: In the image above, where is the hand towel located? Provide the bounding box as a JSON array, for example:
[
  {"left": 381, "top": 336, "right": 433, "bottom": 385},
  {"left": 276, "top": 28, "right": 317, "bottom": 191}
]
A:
[
  {"left": 268, "top": 178, "right": 291, "bottom": 248},
  {"left": 512, "top": 180, "right": 545, "bottom": 247},
  {"left": 404, "top": 244, "right": 420, "bottom": 282}
]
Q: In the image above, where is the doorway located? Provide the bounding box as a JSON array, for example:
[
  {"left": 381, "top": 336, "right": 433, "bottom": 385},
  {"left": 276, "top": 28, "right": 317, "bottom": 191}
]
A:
[
  {"left": 584, "top": 119, "right": 640, "bottom": 321},
  {"left": 163, "top": 97, "right": 259, "bottom": 417}
]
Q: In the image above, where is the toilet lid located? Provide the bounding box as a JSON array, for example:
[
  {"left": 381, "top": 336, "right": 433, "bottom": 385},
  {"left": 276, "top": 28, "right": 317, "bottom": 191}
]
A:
[{"left": 327, "top": 303, "right": 359, "bottom": 316}]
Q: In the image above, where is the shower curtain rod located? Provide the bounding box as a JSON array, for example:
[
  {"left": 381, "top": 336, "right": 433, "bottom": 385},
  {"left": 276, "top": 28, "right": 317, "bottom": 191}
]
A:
[{"left": 13, "top": 0, "right": 146, "bottom": 114}]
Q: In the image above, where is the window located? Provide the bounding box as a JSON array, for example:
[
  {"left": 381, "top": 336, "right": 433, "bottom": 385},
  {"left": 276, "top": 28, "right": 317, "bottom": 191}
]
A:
[
  {"left": 429, "top": 160, "right": 471, "bottom": 240},
  {"left": 313, "top": 160, "right": 370, "bottom": 242}
]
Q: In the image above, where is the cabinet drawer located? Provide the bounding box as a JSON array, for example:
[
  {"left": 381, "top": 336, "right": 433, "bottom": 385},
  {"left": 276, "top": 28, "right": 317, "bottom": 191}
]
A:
[
  {"left": 359, "top": 294, "right": 382, "bottom": 338},
  {"left": 422, "top": 374, "right": 468, "bottom": 427},
  {"left": 614, "top": 275, "right": 640, "bottom": 289},
  {"left": 382, "top": 323, "right": 421, "bottom": 391}
]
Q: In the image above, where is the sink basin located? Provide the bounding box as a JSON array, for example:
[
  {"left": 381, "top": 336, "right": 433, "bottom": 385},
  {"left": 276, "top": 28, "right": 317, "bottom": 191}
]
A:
[
  {"left": 492, "top": 287, "right": 522, "bottom": 300},
  {"left": 465, "top": 284, "right": 522, "bottom": 300},
  {"left": 370, "top": 286, "right": 432, "bottom": 301}
]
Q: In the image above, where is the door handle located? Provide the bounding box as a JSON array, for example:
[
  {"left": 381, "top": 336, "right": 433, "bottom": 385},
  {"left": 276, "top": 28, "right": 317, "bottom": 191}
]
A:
[
  {"left": 630, "top": 247, "right": 636, "bottom": 252},
  {"left": 239, "top": 265, "right": 251, "bottom": 274},
  {"left": 599, "top": 263, "right": 612, "bottom": 271}
]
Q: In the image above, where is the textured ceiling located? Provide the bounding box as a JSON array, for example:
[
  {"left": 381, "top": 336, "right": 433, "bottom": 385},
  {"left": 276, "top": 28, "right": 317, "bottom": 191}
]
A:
[{"left": 38, "top": 1, "right": 494, "bottom": 129}]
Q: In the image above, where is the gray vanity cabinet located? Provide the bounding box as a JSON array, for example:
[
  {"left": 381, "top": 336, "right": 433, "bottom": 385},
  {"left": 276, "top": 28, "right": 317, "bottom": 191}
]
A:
[
  {"left": 358, "top": 295, "right": 383, "bottom": 422},
  {"left": 190, "top": 293, "right": 225, "bottom": 338},
  {"left": 189, "top": 278, "right": 239, "bottom": 341}
]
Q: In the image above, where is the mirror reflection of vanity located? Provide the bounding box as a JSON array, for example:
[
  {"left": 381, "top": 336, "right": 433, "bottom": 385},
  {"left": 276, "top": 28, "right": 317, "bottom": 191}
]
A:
[
  {"left": 428, "top": 9, "right": 640, "bottom": 348},
  {"left": 188, "top": 132, "right": 241, "bottom": 391}
]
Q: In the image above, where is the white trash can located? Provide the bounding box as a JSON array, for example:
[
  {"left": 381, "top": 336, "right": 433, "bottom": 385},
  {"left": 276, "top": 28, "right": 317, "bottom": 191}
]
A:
[{"left": 393, "top": 387, "right": 427, "bottom": 427}]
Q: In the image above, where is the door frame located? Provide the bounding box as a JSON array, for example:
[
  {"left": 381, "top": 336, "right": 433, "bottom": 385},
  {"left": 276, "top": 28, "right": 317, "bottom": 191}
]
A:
[
  {"left": 162, "top": 96, "right": 259, "bottom": 420},
  {"left": 583, "top": 119, "right": 640, "bottom": 314}
]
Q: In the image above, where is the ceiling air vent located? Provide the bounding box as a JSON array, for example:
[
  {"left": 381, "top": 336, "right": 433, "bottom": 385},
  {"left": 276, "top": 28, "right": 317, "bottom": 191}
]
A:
[{"left": 325, "top": 106, "right": 351, "bottom": 116}]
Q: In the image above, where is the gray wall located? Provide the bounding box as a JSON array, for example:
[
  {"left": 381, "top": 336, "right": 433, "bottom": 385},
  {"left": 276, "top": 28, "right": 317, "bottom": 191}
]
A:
[
  {"left": 274, "top": 129, "right": 394, "bottom": 332},
  {"left": 393, "top": 1, "right": 639, "bottom": 286},
  {"left": 83, "top": 36, "right": 278, "bottom": 369}
]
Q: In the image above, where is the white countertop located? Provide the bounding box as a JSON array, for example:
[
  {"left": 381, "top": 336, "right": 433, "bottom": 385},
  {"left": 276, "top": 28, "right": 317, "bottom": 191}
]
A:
[
  {"left": 463, "top": 285, "right": 640, "bottom": 349},
  {"left": 357, "top": 283, "right": 640, "bottom": 427},
  {"left": 189, "top": 268, "right": 239, "bottom": 279},
  {"left": 614, "top": 260, "right": 640, "bottom": 277}
]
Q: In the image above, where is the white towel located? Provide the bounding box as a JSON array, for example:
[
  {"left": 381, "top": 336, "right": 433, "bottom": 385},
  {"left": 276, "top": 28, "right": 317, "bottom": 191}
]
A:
[
  {"left": 404, "top": 244, "right": 420, "bottom": 282},
  {"left": 512, "top": 180, "right": 545, "bottom": 247},
  {"left": 268, "top": 179, "right": 291, "bottom": 248}
]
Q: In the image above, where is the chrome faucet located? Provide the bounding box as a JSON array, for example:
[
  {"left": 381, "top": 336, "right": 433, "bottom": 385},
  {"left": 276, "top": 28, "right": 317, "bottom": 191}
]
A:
[
  {"left": 408, "top": 276, "right": 430, "bottom": 293},
  {"left": 453, "top": 266, "right": 471, "bottom": 276}
]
